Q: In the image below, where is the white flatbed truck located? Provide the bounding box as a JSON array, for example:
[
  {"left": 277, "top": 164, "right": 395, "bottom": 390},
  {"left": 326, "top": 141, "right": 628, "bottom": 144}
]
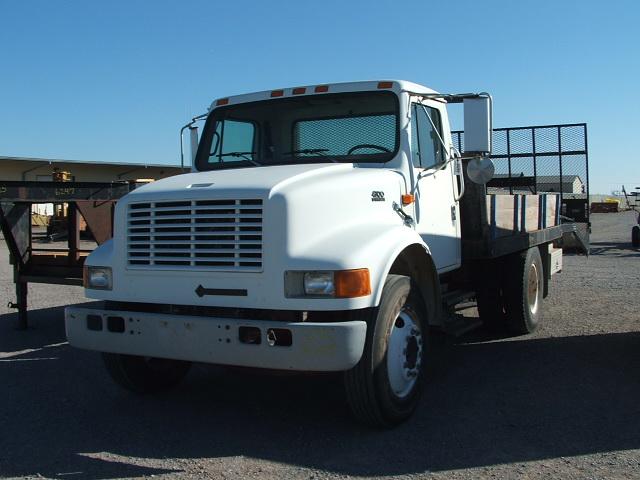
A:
[{"left": 66, "top": 80, "right": 566, "bottom": 427}]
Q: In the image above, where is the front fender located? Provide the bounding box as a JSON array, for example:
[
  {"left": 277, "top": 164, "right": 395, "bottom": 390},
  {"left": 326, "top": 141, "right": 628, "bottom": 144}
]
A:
[{"left": 286, "top": 222, "right": 430, "bottom": 308}]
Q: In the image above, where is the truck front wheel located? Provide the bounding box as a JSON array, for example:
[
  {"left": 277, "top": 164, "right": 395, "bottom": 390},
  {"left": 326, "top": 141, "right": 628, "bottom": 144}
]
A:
[
  {"left": 504, "top": 246, "right": 544, "bottom": 334},
  {"left": 102, "top": 353, "right": 192, "bottom": 393},
  {"left": 344, "top": 274, "right": 429, "bottom": 428}
]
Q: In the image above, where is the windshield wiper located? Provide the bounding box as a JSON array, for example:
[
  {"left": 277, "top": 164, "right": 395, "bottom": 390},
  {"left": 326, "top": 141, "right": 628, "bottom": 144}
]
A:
[
  {"left": 214, "top": 151, "right": 261, "bottom": 166},
  {"left": 283, "top": 148, "right": 329, "bottom": 156}
]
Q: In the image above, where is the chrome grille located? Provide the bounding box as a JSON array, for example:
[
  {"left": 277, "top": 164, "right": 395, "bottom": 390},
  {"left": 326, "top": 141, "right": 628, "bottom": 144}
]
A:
[{"left": 127, "top": 199, "right": 263, "bottom": 271}]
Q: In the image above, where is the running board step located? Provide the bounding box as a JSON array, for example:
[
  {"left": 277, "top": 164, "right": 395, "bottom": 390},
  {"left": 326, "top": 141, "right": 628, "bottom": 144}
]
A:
[{"left": 442, "top": 289, "right": 476, "bottom": 308}]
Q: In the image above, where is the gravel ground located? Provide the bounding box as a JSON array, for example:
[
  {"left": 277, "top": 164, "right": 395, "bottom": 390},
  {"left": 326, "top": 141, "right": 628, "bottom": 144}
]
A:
[{"left": 1, "top": 212, "right": 639, "bottom": 480}]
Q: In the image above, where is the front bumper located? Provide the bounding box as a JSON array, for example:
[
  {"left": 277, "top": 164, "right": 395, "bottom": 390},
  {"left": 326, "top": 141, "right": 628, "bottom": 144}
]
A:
[{"left": 65, "top": 303, "right": 367, "bottom": 372}]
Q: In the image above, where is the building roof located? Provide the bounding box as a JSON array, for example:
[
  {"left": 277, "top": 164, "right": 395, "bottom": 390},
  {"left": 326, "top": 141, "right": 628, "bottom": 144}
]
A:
[{"left": 0, "top": 155, "right": 184, "bottom": 170}]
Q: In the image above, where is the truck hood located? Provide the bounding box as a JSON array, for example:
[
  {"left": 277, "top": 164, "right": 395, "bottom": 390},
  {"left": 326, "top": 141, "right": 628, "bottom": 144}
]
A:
[
  {"left": 126, "top": 163, "right": 355, "bottom": 200},
  {"left": 91, "top": 160, "right": 409, "bottom": 311}
]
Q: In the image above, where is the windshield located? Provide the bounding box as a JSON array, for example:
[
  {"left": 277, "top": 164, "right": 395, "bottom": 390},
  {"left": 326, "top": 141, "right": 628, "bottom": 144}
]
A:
[{"left": 195, "top": 91, "right": 399, "bottom": 171}]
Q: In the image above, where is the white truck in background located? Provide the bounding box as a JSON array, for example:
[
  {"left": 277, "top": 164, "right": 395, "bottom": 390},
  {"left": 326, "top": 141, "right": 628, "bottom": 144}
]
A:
[{"left": 65, "top": 80, "right": 565, "bottom": 427}]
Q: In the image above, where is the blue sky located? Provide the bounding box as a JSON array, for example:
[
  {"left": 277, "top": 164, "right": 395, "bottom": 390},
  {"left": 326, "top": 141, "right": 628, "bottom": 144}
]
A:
[{"left": 1, "top": 0, "right": 638, "bottom": 194}]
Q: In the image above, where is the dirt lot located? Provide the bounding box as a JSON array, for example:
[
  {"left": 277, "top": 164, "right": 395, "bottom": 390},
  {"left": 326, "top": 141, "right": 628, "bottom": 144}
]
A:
[{"left": 1, "top": 212, "right": 639, "bottom": 480}]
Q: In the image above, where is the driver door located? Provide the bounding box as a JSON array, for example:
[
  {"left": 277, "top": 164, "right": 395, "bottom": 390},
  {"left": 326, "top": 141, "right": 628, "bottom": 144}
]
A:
[{"left": 410, "top": 100, "right": 461, "bottom": 272}]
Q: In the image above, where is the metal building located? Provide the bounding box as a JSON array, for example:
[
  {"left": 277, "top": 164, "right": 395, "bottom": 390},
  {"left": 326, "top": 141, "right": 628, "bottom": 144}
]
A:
[{"left": 0, "top": 156, "right": 185, "bottom": 183}]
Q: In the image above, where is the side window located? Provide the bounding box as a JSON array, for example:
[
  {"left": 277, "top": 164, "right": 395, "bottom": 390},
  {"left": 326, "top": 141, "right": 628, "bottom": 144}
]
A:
[
  {"left": 410, "top": 104, "right": 444, "bottom": 169},
  {"left": 208, "top": 119, "right": 255, "bottom": 163}
]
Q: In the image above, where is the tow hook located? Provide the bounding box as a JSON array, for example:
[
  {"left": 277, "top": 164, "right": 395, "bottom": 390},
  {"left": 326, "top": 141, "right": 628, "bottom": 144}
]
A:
[{"left": 393, "top": 202, "right": 415, "bottom": 227}]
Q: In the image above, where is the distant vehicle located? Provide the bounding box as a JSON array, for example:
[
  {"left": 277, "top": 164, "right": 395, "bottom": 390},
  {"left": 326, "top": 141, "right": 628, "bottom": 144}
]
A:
[{"left": 66, "top": 80, "right": 572, "bottom": 427}]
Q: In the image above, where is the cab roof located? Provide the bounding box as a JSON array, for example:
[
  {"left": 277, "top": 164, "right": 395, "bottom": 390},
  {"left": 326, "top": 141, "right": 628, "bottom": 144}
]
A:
[{"left": 208, "top": 80, "right": 439, "bottom": 111}]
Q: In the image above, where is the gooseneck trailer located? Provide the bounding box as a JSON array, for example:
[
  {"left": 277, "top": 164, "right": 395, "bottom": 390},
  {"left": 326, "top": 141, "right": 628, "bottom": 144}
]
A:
[
  {"left": 0, "top": 180, "right": 140, "bottom": 329},
  {"left": 63, "top": 81, "right": 588, "bottom": 427}
]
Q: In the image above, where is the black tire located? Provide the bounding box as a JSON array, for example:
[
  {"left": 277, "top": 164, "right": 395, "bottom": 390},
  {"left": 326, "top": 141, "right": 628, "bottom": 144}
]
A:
[
  {"left": 344, "top": 274, "right": 429, "bottom": 428},
  {"left": 632, "top": 225, "right": 640, "bottom": 248},
  {"left": 102, "top": 353, "right": 191, "bottom": 393},
  {"left": 473, "top": 259, "right": 509, "bottom": 331},
  {"left": 503, "top": 247, "right": 544, "bottom": 334}
]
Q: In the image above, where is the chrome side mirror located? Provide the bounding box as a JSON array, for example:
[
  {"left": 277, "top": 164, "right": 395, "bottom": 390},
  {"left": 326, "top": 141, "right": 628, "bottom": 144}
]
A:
[{"left": 463, "top": 96, "right": 492, "bottom": 154}]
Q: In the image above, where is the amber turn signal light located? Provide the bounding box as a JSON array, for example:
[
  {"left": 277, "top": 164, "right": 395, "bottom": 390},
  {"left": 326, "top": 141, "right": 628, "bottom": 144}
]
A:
[
  {"left": 335, "top": 269, "right": 371, "bottom": 298},
  {"left": 401, "top": 194, "right": 415, "bottom": 205}
]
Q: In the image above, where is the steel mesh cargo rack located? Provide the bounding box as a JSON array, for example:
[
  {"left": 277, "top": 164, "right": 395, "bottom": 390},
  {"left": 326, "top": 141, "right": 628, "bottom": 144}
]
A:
[{"left": 452, "top": 123, "right": 590, "bottom": 254}]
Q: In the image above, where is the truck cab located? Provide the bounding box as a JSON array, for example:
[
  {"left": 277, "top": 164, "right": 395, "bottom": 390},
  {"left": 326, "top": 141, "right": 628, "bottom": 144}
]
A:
[{"left": 66, "top": 80, "right": 557, "bottom": 427}]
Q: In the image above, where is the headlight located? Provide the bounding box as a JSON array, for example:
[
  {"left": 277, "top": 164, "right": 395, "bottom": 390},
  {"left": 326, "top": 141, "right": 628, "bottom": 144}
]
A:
[
  {"left": 286, "top": 269, "right": 371, "bottom": 298},
  {"left": 83, "top": 266, "right": 112, "bottom": 290},
  {"left": 303, "top": 272, "right": 335, "bottom": 296}
]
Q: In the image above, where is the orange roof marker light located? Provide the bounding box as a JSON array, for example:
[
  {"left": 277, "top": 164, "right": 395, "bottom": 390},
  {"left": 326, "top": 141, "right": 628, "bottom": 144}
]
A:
[
  {"left": 292, "top": 87, "right": 306, "bottom": 95},
  {"left": 270, "top": 90, "right": 284, "bottom": 98},
  {"left": 335, "top": 269, "right": 371, "bottom": 298},
  {"left": 216, "top": 98, "right": 229, "bottom": 106},
  {"left": 401, "top": 194, "right": 415, "bottom": 206},
  {"left": 377, "top": 81, "right": 393, "bottom": 89},
  {"left": 314, "top": 85, "right": 329, "bottom": 93}
]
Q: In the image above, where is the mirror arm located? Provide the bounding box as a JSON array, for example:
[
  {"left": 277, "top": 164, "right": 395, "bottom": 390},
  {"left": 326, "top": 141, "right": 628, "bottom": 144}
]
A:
[{"left": 179, "top": 112, "right": 208, "bottom": 170}]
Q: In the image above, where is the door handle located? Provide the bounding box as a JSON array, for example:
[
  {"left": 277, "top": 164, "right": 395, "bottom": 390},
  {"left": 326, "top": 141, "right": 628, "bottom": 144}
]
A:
[{"left": 453, "top": 157, "right": 465, "bottom": 201}]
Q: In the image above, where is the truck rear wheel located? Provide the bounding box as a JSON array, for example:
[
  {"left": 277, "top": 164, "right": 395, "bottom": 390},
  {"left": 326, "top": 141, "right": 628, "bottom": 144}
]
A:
[
  {"left": 632, "top": 225, "right": 640, "bottom": 248},
  {"left": 102, "top": 353, "right": 191, "bottom": 393},
  {"left": 473, "top": 259, "right": 509, "bottom": 331},
  {"left": 503, "top": 247, "right": 544, "bottom": 334},
  {"left": 344, "top": 274, "right": 429, "bottom": 428}
]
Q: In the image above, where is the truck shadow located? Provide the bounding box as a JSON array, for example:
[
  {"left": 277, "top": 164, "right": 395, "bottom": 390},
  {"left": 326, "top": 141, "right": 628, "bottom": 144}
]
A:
[
  {"left": 1, "top": 306, "right": 639, "bottom": 478},
  {"left": 588, "top": 241, "right": 640, "bottom": 257}
]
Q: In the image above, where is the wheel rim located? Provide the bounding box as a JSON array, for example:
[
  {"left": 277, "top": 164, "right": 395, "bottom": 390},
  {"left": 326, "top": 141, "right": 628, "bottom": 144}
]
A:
[
  {"left": 386, "top": 307, "right": 423, "bottom": 399},
  {"left": 527, "top": 263, "right": 540, "bottom": 314}
]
